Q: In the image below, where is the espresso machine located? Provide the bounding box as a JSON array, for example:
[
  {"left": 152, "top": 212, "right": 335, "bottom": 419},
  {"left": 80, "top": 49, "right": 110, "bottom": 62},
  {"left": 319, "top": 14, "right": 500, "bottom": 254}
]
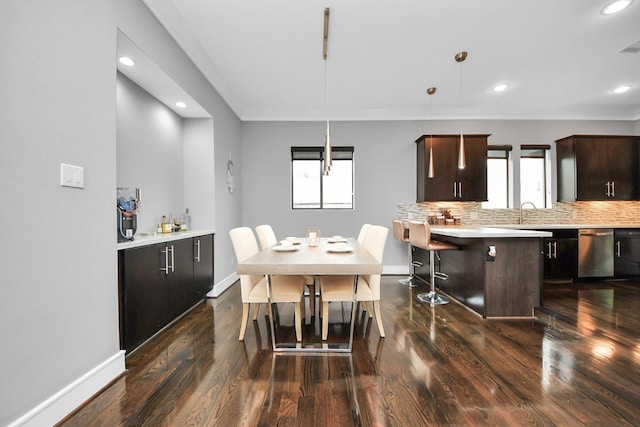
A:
[{"left": 117, "top": 187, "right": 141, "bottom": 242}]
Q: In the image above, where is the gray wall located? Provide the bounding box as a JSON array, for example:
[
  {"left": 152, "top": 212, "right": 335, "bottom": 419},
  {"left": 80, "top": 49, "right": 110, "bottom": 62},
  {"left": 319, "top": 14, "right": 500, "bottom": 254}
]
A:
[
  {"left": 0, "top": 0, "right": 243, "bottom": 424},
  {"left": 0, "top": 1, "right": 118, "bottom": 424},
  {"left": 117, "top": 73, "right": 185, "bottom": 232},
  {"left": 241, "top": 119, "right": 638, "bottom": 270},
  {"left": 116, "top": 73, "right": 216, "bottom": 234}
]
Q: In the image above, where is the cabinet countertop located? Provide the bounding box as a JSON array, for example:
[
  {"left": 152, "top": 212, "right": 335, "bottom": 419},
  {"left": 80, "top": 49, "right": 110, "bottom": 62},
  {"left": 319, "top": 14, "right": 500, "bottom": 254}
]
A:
[
  {"left": 486, "top": 224, "right": 640, "bottom": 230},
  {"left": 430, "top": 226, "right": 552, "bottom": 238},
  {"left": 117, "top": 229, "right": 215, "bottom": 250},
  {"left": 428, "top": 224, "right": 640, "bottom": 238}
]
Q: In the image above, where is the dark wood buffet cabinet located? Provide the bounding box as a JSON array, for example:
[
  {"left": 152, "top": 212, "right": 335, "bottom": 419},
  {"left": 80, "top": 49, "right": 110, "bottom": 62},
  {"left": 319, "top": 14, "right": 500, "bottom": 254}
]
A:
[
  {"left": 118, "top": 234, "right": 214, "bottom": 353},
  {"left": 416, "top": 134, "right": 489, "bottom": 202}
]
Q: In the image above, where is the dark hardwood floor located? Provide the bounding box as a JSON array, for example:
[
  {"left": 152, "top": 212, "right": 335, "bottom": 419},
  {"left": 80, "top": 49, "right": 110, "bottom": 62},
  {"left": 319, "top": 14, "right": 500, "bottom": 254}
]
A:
[{"left": 58, "top": 276, "right": 640, "bottom": 426}]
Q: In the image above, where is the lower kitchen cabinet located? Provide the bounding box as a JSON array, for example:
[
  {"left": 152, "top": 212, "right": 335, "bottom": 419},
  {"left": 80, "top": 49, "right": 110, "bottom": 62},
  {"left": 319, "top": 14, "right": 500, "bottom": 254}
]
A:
[
  {"left": 166, "top": 238, "right": 195, "bottom": 321},
  {"left": 120, "top": 243, "right": 167, "bottom": 353},
  {"left": 193, "top": 234, "right": 214, "bottom": 300},
  {"left": 119, "top": 233, "right": 214, "bottom": 353},
  {"left": 542, "top": 230, "right": 578, "bottom": 281},
  {"left": 615, "top": 229, "right": 640, "bottom": 277}
]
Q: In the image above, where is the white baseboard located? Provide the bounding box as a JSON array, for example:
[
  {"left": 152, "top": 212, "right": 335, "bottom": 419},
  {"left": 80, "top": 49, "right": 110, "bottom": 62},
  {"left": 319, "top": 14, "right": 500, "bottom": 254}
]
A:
[
  {"left": 383, "top": 265, "right": 409, "bottom": 275},
  {"left": 207, "top": 272, "right": 238, "bottom": 298},
  {"left": 9, "top": 350, "right": 126, "bottom": 427}
]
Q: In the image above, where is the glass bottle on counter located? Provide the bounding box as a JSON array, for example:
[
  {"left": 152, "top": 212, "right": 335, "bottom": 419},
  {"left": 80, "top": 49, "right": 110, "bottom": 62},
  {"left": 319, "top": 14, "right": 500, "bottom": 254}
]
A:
[
  {"left": 180, "top": 208, "right": 191, "bottom": 231},
  {"left": 161, "top": 215, "right": 172, "bottom": 233}
]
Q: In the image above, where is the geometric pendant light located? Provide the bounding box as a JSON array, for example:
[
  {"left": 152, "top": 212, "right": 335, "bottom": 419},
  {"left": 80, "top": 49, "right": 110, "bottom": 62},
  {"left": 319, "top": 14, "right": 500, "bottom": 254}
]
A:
[
  {"left": 322, "top": 8, "right": 332, "bottom": 175},
  {"left": 455, "top": 51, "right": 468, "bottom": 169},
  {"left": 426, "top": 86, "right": 436, "bottom": 178}
]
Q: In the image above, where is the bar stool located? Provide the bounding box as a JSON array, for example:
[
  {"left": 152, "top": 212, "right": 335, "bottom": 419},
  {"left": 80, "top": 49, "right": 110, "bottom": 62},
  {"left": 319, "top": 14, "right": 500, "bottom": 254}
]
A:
[
  {"left": 392, "top": 219, "right": 421, "bottom": 287},
  {"left": 408, "top": 220, "right": 458, "bottom": 305}
]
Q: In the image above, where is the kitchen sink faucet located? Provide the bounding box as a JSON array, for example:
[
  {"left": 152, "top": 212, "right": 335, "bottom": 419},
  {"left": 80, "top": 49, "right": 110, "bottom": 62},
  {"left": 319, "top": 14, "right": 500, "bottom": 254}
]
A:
[{"left": 519, "top": 202, "right": 538, "bottom": 224}]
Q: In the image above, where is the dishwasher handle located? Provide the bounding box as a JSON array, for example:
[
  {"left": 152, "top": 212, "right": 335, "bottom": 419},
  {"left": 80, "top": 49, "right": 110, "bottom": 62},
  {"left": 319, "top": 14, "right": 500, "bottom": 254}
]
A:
[{"left": 579, "top": 230, "right": 613, "bottom": 237}]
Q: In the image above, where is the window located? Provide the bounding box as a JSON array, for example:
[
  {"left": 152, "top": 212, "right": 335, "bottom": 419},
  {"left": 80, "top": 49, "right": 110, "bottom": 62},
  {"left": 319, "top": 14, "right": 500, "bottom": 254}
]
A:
[
  {"left": 483, "top": 145, "right": 511, "bottom": 209},
  {"left": 291, "top": 146, "right": 354, "bottom": 209},
  {"left": 520, "top": 145, "right": 550, "bottom": 208}
]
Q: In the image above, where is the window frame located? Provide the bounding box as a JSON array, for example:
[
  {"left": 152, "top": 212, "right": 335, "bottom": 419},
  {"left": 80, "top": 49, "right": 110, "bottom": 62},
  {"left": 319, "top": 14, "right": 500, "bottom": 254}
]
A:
[
  {"left": 519, "top": 144, "right": 551, "bottom": 209},
  {"left": 290, "top": 146, "right": 354, "bottom": 210},
  {"left": 483, "top": 145, "right": 512, "bottom": 209}
]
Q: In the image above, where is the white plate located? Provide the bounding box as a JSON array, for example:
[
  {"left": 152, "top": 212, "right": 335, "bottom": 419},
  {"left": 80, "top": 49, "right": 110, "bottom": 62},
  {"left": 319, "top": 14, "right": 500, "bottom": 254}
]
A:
[
  {"left": 327, "top": 245, "right": 353, "bottom": 253},
  {"left": 328, "top": 238, "right": 348, "bottom": 243},
  {"left": 273, "top": 245, "right": 298, "bottom": 252}
]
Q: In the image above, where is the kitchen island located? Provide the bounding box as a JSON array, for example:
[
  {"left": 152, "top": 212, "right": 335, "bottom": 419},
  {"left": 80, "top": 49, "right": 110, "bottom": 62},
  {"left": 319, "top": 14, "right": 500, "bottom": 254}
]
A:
[{"left": 413, "top": 226, "right": 552, "bottom": 318}]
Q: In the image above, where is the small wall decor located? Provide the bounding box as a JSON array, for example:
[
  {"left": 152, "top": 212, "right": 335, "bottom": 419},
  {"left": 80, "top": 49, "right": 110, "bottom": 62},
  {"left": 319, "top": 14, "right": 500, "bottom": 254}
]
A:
[{"left": 226, "top": 159, "right": 234, "bottom": 193}]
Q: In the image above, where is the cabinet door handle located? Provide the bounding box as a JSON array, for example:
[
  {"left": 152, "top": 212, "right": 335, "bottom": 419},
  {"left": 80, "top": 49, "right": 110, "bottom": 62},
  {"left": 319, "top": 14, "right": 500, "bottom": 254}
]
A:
[
  {"left": 195, "top": 239, "right": 201, "bottom": 262},
  {"left": 616, "top": 240, "right": 621, "bottom": 257},
  {"left": 161, "top": 247, "right": 170, "bottom": 275},
  {"left": 611, "top": 181, "right": 615, "bottom": 197},
  {"left": 458, "top": 182, "right": 462, "bottom": 198},
  {"left": 170, "top": 245, "right": 175, "bottom": 273},
  {"left": 546, "top": 242, "right": 552, "bottom": 259},
  {"left": 453, "top": 182, "right": 457, "bottom": 198},
  {"left": 605, "top": 181, "right": 610, "bottom": 197},
  {"left": 552, "top": 241, "right": 557, "bottom": 259}
]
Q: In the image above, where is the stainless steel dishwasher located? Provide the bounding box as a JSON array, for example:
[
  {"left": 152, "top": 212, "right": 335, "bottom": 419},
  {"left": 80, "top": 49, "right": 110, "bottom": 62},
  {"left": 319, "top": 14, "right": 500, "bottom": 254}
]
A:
[{"left": 578, "top": 229, "right": 613, "bottom": 278}]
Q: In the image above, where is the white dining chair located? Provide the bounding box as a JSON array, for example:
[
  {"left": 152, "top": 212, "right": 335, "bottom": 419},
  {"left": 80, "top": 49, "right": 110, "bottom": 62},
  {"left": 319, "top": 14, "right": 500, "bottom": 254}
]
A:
[
  {"left": 319, "top": 224, "right": 389, "bottom": 340},
  {"left": 357, "top": 223, "right": 372, "bottom": 244},
  {"left": 255, "top": 224, "right": 317, "bottom": 316},
  {"left": 230, "top": 227, "right": 306, "bottom": 341}
]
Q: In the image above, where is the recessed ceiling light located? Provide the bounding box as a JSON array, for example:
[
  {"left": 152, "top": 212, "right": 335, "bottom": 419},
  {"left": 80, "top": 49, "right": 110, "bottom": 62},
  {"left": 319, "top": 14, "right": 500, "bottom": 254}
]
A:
[
  {"left": 602, "top": 0, "right": 634, "bottom": 15},
  {"left": 176, "top": 101, "right": 187, "bottom": 108},
  {"left": 492, "top": 83, "right": 510, "bottom": 92},
  {"left": 613, "top": 85, "right": 632, "bottom": 93},
  {"left": 118, "top": 56, "right": 135, "bottom": 67}
]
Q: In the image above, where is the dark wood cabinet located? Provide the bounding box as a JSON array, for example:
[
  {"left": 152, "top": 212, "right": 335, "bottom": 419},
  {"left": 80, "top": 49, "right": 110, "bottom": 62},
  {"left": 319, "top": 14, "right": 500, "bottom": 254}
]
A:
[
  {"left": 542, "top": 230, "right": 578, "bottom": 281},
  {"left": 416, "top": 134, "right": 488, "bottom": 202},
  {"left": 556, "top": 135, "right": 640, "bottom": 201},
  {"left": 166, "top": 238, "right": 195, "bottom": 321},
  {"left": 120, "top": 243, "right": 168, "bottom": 353},
  {"left": 193, "top": 234, "right": 214, "bottom": 300},
  {"left": 119, "top": 233, "right": 214, "bottom": 353},
  {"left": 412, "top": 236, "right": 542, "bottom": 318},
  {"left": 615, "top": 229, "right": 640, "bottom": 277}
]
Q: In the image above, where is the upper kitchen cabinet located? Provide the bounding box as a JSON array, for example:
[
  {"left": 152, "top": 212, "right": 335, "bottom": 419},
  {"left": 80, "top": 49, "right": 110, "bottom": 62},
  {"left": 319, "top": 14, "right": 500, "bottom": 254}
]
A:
[
  {"left": 556, "top": 135, "right": 640, "bottom": 202},
  {"left": 416, "top": 134, "right": 489, "bottom": 202}
]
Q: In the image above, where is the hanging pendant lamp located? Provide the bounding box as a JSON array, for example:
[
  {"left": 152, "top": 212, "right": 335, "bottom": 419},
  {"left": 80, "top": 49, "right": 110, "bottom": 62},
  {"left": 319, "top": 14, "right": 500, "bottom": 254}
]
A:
[
  {"left": 426, "top": 87, "right": 436, "bottom": 178},
  {"left": 455, "top": 51, "right": 467, "bottom": 169},
  {"left": 322, "top": 8, "right": 332, "bottom": 176}
]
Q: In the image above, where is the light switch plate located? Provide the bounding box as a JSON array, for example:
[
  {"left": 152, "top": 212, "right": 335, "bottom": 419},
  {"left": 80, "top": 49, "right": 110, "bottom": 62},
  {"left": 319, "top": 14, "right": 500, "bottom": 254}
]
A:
[{"left": 60, "top": 163, "right": 84, "bottom": 189}]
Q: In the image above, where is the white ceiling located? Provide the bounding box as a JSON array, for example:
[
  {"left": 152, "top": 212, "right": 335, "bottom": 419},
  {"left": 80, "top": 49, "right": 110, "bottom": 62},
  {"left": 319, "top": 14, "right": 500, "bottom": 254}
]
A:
[{"left": 139, "top": 0, "right": 640, "bottom": 121}]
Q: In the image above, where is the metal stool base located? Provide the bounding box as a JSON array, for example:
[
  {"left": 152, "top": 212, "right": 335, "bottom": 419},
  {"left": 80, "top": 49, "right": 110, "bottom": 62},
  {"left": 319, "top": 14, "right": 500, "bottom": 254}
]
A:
[{"left": 417, "top": 291, "right": 450, "bottom": 305}]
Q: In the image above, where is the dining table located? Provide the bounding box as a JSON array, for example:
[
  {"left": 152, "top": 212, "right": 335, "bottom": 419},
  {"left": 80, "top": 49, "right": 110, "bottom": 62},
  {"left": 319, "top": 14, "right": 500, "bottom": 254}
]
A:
[{"left": 236, "top": 237, "right": 382, "bottom": 353}]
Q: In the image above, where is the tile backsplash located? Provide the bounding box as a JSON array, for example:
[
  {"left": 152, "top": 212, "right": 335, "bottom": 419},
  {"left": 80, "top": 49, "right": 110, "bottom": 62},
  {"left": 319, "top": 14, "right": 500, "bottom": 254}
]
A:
[{"left": 396, "top": 201, "right": 640, "bottom": 225}]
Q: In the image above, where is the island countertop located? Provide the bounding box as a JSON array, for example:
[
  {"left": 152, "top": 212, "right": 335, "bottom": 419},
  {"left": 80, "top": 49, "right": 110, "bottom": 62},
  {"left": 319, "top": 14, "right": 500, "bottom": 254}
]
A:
[{"left": 428, "top": 225, "right": 552, "bottom": 238}]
